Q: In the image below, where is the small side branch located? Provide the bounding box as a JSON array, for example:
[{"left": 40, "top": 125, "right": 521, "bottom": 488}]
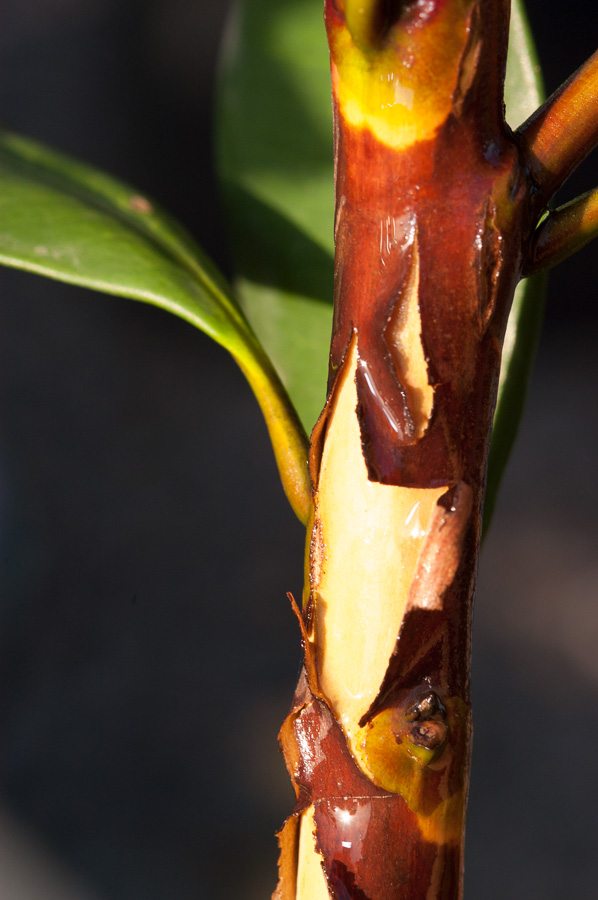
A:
[
  {"left": 518, "top": 50, "right": 598, "bottom": 203},
  {"left": 526, "top": 188, "right": 598, "bottom": 274}
]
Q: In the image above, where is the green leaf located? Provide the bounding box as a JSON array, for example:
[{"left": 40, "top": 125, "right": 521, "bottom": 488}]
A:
[
  {"left": 217, "top": 0, "right": 334, "bottom": 433},
  {"left": 504, "top": 0, "right": 545, "bottom": 132},
  {"left": 484, "top": 0, "right": 547, "bottom": 532},
  {"left": 219, "top": 0, "right": 547, "bottom": 516},
  {"left": 485, "top": 271, "right": 547, "bottom": 531},
  {"left": 0, "top": 130, "right": 310, "bottom": 523}
]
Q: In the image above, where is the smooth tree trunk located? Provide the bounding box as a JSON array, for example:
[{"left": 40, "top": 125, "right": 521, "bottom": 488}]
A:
[{"left": 272, "top": 2, "right": 598, "bottom": 897}]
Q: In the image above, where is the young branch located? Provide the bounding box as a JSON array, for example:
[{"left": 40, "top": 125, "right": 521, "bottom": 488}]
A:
[
  {"left": 518, "top": 50, "right": 598, "bottom": 203},
  {"left": 525, "top": 188, "right": 598, "bottom": 274}
]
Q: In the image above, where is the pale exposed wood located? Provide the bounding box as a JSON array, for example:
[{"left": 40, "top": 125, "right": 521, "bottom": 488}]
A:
[
  {"left": 388, "top": 235, "right": 434, "bottom": 438},
  {"left": 296, "top": 807, "right": 330, "bottom": 900},
  {"left": 311, "top": 341, "right": 445, "bottom": 753}
]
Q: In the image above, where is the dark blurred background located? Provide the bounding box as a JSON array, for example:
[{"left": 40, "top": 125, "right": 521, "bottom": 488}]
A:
[{"left": 0, "top": 1, "right": 596, "bottom": 898}]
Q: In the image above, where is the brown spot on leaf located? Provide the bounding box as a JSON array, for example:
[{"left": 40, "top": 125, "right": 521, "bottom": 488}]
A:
[{"left": 129, "top": 194, "right": 153, "bottom": 214}]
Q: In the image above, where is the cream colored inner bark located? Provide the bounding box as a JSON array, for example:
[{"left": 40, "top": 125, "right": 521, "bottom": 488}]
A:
[
  {"left": 313, "top": 342, "right": 445, "bottom": 748},
  {"left": 296, "top": 807, "right": 329, "bottom": 900},
  {"left": 388, "top": 242, "right": 434, "bottom": 438}
]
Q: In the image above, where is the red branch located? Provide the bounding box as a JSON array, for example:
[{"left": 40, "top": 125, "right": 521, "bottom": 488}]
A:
[
  {"left": 518, "top": 50, "right": 598, "bottom": 204},
  {"left": 526, "top": 187, "right": 598, "bottom": 274}
]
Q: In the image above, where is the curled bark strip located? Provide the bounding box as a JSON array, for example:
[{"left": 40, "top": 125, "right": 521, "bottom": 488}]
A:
[
  {"left": 286, "top": 592, "right": 321, "bottom": 696},
  {"left": 409, "top": 482, "right": 474, "bottom": 613},
  {"left": 274, "top": 814, "right": 300, "bottom": 900}
]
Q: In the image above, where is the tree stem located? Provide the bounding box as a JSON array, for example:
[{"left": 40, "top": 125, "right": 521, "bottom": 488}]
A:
[{"left": 275, "top": 3, "right": 597, "bottom": 897}]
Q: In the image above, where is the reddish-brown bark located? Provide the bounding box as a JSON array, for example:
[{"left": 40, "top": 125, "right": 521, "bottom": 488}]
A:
[{"left": 278, "top": 671, "right": 462, "bottom": 898}]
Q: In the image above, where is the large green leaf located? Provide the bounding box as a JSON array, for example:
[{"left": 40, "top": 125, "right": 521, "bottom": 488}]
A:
[
  {"left": 217, "top": 0, "right": 334, "bottom": 433},
  {"left": 0, "top": 130, "right": 310, "bottom": 522},
  {"left": 218, "top": 0, "right": 546, "bottom": 509}
]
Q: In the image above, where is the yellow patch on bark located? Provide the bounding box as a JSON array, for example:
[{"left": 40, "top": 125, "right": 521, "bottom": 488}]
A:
[{"left": 330, "top": 0, "right": 473, "bottom": 150}]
